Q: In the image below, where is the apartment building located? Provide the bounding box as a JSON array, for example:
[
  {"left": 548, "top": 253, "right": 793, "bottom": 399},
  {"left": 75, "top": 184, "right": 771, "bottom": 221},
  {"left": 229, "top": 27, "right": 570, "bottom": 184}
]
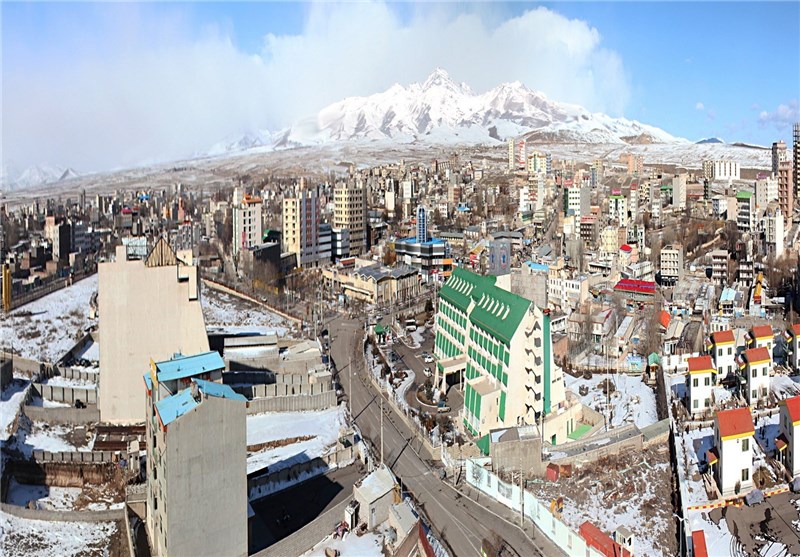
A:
[
  {"left": 145, "top": 352, "right": 247, "bottom": 557},
  {"left": 703, "top": 160, "right": 741, "bottom": 181},
  {"left": 687, "top": 355, "right": 715, "bottom": 414},
  {"left": 778, "top": 160, "right": 794, "bottom": 227},
  {"left": 755, "top": 176, "right": 778, "bottom": 209},
  {"left": 672, "top": 174, "right": 687, "bottom": 210},
  {"left": 99, "top": 239, "right": 209, "bottom": 423},
  {"left": 736, "top": 191, "right": 755, "bottom": 234},
  {"left": 433, "top": 268, "right": 567, "bottom": 438},
  {"left": 772, "top": 140, "right": 788, "bottom": 175},
  {"left": 707, "top": 329, "right": 737, "bottom": 379},
  {"left": 282, "top": 187, "right": 321, "bottom": 268},
  {"left": 334, "top": 182, "right": 368, "bottom": 256},
  {"left": 778, "top": 395, "right": 800, "bottom": 476},
  {"left": 564, "top": 184, "right": 590, "bottom": 219},
  {"left": 786, "top": 324, "right": 800, "bottom": 371},
  {"left": 739, "top": 347, "right": 771, "bottom": 405},
  {"left": 660, "top": 244, "right": 684, "bottom": 286},
  {"left": 609, "top": 192, "right": 627, "bottom": 226},
  {"left": 232, "top": 192, "right": 263, "bottom": 257},
  {"left": 762, "top": 202, "right": 785, "bottom": 257}
]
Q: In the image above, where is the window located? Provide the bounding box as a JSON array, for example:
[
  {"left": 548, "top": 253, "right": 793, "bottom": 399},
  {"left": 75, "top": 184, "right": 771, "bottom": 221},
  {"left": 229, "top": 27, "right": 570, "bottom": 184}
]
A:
[
  {"left": 763, "top": 368, "right": 768, "bottom": 377},
  {"left": 693, "top": 399, "right": 698, "bottom": 409},
  {"left": 752, "top": 389, "right": 757, "bottom": 399},
  {"left": 704, "top": 377, "right": 710, "bottom": 386},
  {"left": 741, "top": 468, "right": 749, "bottom": 481},
  {"left": 752, "top": 369, "right": 757, "bottom": 378},
  {"left": 742, "top": 438, "right": 749, "bottom": 451},
  {"left": 693, "top": 378, "right": 699, "bottom": 388},
  {"left": 728, "top": 347, "right": 732, "bottom": 355}
]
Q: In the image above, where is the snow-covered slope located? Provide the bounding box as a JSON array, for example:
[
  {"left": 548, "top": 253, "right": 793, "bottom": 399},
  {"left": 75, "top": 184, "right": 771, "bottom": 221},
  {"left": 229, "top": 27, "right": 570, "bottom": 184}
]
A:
[{"left": 204, "top": 68, "right": 686, "bottom": 157}]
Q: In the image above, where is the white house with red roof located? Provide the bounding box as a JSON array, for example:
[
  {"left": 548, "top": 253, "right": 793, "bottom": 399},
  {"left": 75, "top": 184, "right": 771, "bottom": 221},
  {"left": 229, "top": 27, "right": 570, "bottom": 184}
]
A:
[
  {"left": 785, "top": 324, "right": 800, "bottom": 371},
  {"left": 711, "top": 407, "right": 755, "bottom": 496},
  {"left": 687, "top": 355, "right": 715, "bottom": 414},
  {"left": 707, "top": 329, "right": 737, "bottom": 381},
  {"left": 777, "top": 395, "right": 800, "bottom": 477},
  {"left": 746, "top": 324, "right": 774, "bottom": 359},
  {"left": 739, "top": 347, "right": 771, "bottom": 405}
]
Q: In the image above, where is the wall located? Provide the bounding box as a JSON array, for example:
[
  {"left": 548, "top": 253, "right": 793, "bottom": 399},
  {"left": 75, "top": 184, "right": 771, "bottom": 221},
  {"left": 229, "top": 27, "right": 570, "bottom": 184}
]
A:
[
  {"left": 23, "top": 404, "right": 101, "bottom": 425},
  {"left": 491, "top": 437, "right": 545, "bottom": 477},
  {"left": 246, "top": 391, "right": 336, "bottom": 414},
  {"left": 466, "top": 458, "right": 603, "bottom": 557},
  {"left": 550, "top": 425, "right": 644, "bottom": 467},
  {"left": 251, "top": 499, "right": 350, "bottom": 557},
  {"left": 33, "top": 383, "right": 97, "bottom": 405},
  {"left": 247, "top": 447, "right": 355, "bottom": 501},
  {"left": 58, "top": 331, "right": 99, "bottom": 366},
  {"left": 0, "top": 502, "right": 123, "bottom": 523},
  {"left": 201, "top": 278, "right": 301, "bottom": 324},
  {"left": 5, "top": 460, "right": 113, "bottom": 487},
  {"left": 99, "top": 246, "right": 209, "bottom": 424},
  {"left": 236, "top": 381, "right": 332, "bottom": 399},
  {"left": 32, "top": 450, "right": 117, "bottom": 463},
  {"left": 1, "top": 351, "right": 44, "bottom": 377}
]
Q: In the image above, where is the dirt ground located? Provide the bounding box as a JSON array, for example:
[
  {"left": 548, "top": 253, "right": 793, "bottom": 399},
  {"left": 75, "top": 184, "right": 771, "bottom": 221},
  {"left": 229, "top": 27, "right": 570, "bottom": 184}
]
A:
[{"left": 710, "top": 491, "right": 800, "bottom": 555}]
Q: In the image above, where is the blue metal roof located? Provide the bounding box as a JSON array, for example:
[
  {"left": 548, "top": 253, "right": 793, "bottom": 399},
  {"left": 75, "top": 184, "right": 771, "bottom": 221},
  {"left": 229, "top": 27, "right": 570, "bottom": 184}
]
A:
[
  {"left": 193, "top": 378, "right": 247, "bottom": 402},
  {"left": 155, "top": 388, "right": 198, "bottom": 426},
  {"left": 525, "top": 261, "right": 549, "bottom": 271},
  {"left": 143, "top": 373, "right": 153, "bottom": 391},
  {"left": 155, "top": 351, "right": 224, "bottom": 382}
]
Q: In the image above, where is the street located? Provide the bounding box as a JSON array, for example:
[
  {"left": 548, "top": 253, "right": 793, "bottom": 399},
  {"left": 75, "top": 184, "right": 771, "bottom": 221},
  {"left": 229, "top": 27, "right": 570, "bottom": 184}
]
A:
[{"left": 328, "top": 315, "right": 563, "bottom": 557}]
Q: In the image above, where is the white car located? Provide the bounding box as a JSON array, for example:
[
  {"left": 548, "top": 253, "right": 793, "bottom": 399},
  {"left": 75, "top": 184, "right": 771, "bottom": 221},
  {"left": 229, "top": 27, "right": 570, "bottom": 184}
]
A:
[{"left": 422, "top": 354, "right": 434, "bottom": 363}]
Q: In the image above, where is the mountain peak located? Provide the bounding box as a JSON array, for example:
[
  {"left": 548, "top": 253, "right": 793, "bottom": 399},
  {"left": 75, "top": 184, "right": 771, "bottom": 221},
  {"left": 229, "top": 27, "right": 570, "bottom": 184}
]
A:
[{"left": 420, "top": 68, "right": 473, "bottom": 95}]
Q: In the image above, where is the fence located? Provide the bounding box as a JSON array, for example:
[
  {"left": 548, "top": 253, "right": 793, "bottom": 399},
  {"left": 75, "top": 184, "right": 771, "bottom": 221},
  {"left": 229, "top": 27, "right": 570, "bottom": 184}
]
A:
[
  {"left": 247, "top": 391, "right": 336, "bottom": 414},
  {"left": 465, "top": 458, "right": 603, "bottom": 557},
  {"left": 548, "top": 424, "right": 644, "bottom": 467},
  {"left": 22, "top": 404, "right": 101, "bottom": 425},
  {"left": 32, "top": 450, "right": 118, "bottom": 464},
  {"left": 0, "top": 501, "right": 123, "bottom": 523},
  {"left": 7, "top": 269, "right": 97, "bottom": 312},
  {"left": 248, "top": 446, "right": 355, "bottom": 501},
  {"left": 236, "top": 381, "right": 332, "bottom": 399},
  {"left": 32, "top": 383, "right": 97, "bottom": 405}
]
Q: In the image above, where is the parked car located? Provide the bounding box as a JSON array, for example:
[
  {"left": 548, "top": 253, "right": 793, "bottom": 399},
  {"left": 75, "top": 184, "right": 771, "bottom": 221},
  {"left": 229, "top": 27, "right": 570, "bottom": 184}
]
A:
[
  {"left": 423, "top": 367, "right": 432, "bottom": 377},
  {"left": 74, "top": 399, "right": 86, "bottom": 409},
  {"left": 422, "top": 353, "right": 434, "bottom": 363}
]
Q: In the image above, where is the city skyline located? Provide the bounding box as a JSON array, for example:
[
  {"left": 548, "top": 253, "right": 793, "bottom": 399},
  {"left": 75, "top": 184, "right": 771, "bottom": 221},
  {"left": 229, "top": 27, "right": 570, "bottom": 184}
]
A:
[{"left": 2, "top": 1, "right": 798, "bottom": 173}]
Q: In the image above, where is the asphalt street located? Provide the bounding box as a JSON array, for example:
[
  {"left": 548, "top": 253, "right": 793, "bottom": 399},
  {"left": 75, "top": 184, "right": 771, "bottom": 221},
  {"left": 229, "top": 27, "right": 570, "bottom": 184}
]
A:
[{"left": 329, "top": 315, "right": 563, "bottom": 557}]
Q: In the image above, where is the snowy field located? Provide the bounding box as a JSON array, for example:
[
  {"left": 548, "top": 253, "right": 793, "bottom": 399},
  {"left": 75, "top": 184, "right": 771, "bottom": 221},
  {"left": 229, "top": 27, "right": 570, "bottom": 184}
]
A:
[
  {"left": 565, "top": 373, "right": 658, "bottom": 429},
  {"left": 75, "top": 339, "right": 100, "bottom": 362},
  {"left": 246, "top": 405, "right": 348, "bottom": 474},
  {"left": 0, "top": 275, "right": 97, "bottom": 363},
  {"left": 1, "top": 378, "right": 30, "bottom": 442},
  {"left": 8, "top": 420, "right": 94, "bottom": 457},
  {"left": 304, "top": 531, "right": 383, "bottom": 557},
  {"left": 0, "top": 510, "right": 118, "bottom": 557},
  {"left": 6, "top": 478, "right": 81, "bottom": 510},
  {"left": 201, "top": 286, "right": 292, "bottom": 336},
  {"left": 771, "top": 375, "right": 800, "bottom": 400},
  {"left": 43, "top": 375, "right": 97, "bottom": 388},
  {"left": 675, "top": 424, "right": 716, "bottom": 507}
]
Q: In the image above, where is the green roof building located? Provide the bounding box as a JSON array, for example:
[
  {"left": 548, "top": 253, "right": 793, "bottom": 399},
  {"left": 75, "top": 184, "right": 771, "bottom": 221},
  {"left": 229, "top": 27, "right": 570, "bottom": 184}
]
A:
[{"left": 433, "top": 267, "right": 567, "bottom": 438}]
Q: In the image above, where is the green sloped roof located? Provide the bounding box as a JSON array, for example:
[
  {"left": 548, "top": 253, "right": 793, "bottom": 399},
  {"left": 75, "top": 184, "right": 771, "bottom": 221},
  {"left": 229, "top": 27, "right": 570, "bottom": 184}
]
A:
[
  {"left": 469, "top": 281, "right": 532, "bottom": 345},
  {"left": 648, "top": 352, "right": 661, "bottom": 366},
  {"left": 439, "top": 267, "right": 495, "bottom": 313},
  {"left": 736, "top": 190, "right": 752, "bottom": 200},
  {"left": 476, "top": 434, "right": 491, "bottom": 455}
]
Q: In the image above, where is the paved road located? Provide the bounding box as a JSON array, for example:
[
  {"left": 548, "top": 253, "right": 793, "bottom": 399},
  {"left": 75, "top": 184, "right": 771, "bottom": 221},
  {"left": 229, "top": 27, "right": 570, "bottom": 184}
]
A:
[{"left": 329, "top": 315, "right": 563, "bottom": 557}]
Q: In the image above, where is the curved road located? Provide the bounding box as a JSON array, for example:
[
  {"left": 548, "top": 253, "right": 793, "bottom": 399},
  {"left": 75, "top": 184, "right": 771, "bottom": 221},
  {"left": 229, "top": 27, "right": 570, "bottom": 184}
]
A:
[{"left": 329, "top": 315, "right": 560, "bottom": 557}]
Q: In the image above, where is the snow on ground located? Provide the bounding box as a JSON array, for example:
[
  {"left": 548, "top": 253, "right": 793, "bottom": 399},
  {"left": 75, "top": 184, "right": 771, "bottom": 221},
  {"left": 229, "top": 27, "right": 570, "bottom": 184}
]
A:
[
  {"left": 771, "top": 374, "right": 800, "bottom": 400},
  {"left": 565, "top": 373, "right": 658, "bottom": 429},
  {"left": 0, "top": 274, "right": 97, "bottom": 363},
  {"left": 5, "top": 478, "right": 82, "bottom": 510},
  {"left": 27, "top": 396, "right": 70, "bottom": 408},
  {"left": 675, "top": 425, "right": 716, "bottom": 507},
  {"left": 43, "top": 375, "right": 97, "bottom": 388},
  {"left": 755, "top": 412, "right": 781, "bottom": 455},
  {"left": 10, "top": 422, "right": 93, "bottom": 457},
  {"left": 1, "top": 378, "right": 30, "bottom": 442},
  {"left": 304, "top": 531, "right": 383, "bottom": 557},
  {"left": 246, "top": 405, "right": 348, "bottom": 474},
  {"left": 0, "top": 509, "right": 118, "bottom": 557},
  {"left": 669, "top": 373, "right": 687, "bottom": 401},
  {"left": 687, "top": 509, "right": 735, "bottom": 556},
  {"left": 75, "top": 339, "right": 100, "bottom": 362},
  {"left": 201, "top": 286, "right": 291, "bottom": 336}
]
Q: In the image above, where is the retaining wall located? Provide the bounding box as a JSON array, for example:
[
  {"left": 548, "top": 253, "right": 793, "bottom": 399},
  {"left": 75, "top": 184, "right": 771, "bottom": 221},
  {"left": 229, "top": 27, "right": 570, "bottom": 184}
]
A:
[
  {"left": 5, "top": 459, "right": 114, "bottom": 487},
  {"left": 0, "top": 501, "right": 123, "bottom": 523},
  {"left": 59, "top": 366, "right": 100, "bottom": 383},
  {"left": 32, "top": 450, "right": 117, "bottom": 464},
  {"left": 32, "top": 383, "right": 98, "bottom": 405},
  {"left": 466, "top": 458, "right": 604, "bottom": 557},
  {"left": 58, "top": 331, "right": 99, "bottom": 366},
  {"left": 246, "top": 391, "right": 336, "bottom": 414},
  {"left": 201, "top": 278, "right": 301, "bottom": 324},
  {"left": 248, "top": 447, "right": 355, "bottom": 501},
  {"left": 549, "top": 424, "right": 643, "bottom": 467},
  {"left": 237, "top": 382, "right": 332, "bottom": 399},
  {"left": 0, "top": 351, "right": 44, "bottom": 378},
  {"left": 23, "top": 404, "right": 101, "bottom": 425},
  {"left": 252, "top": 499, "right": 350, "bottom": 557}
]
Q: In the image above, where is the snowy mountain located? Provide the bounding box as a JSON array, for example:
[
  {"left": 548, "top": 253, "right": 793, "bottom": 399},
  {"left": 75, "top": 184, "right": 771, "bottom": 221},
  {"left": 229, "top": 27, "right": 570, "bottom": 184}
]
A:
[{"left": 695, "top": 137, "right": 725, "bottom": 144}]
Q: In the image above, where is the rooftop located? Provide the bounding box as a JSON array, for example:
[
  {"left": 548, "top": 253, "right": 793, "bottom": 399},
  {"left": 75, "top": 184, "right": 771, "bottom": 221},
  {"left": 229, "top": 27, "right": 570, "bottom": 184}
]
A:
[
  {"left": 155, "top": 351, "right": 225, "bottom": 383},
  {"left": 742, "top": 346, "right": 771, "bottom": 365},
  {"left": 356, "top": 465, "right": 396, "bottom": 503},
  {"left": 781, "top": 396, "right": 800, "bottom": 425},
  {"left": 687, "top": 355, "right": 714, "bottom": 374},
  {"left": 750, "top": 325, "right": 773, "bottom": 340},
  {"left": 710, "top": 330, "right": 735, "bottom": 345},
  {"left": 716, "top": 407, "right": 754, "bottom": 440}
]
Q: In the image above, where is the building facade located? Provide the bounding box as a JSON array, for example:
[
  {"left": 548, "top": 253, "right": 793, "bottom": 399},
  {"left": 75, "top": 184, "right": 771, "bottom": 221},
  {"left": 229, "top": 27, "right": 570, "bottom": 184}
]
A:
[
  {"left": 334, "top": 182, "right": 368, "bottom": 256},
  {"left": 282, "top": 188, "right": 321, "bottom": 268},
  {"left": 687, "top": 355, "right": 715, "bottom": 414},
  {"left": 660, "top": 244, "right": 684, "bottom": 286},
  {"left": 711, "top": 407, "right": 754, "bottom": 496},
  {"left": 232, "top": 192, "right": 263, "bottom": 257}
]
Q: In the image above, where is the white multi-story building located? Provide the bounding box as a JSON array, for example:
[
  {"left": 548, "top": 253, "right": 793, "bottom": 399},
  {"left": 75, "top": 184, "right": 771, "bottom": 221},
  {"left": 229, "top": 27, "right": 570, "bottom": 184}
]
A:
[
  {"left": 746, "top": 325, "right": 774, "bottom": 356},
  {"left": 762, "top": 202, "right": 784, "bottom": 257},
  {"left": 755, "top": 176, "right": 779, "bottom": 209},
  {"left": 687, "top": 355, "right": 715, "bottom": 414},
  {"left": 609, "top": 192, "right": 627, "bottom": 226},
  {"left": 232, "top": 191, "right": 263, "bottom": 257},
  {"left": 708, "top": 329, "right": 737, "bottom": 379},
  {"left": 144, "top": 352, "right": 247, "bottom": 557},
  {"left": 565, "top": 185, "right": 590, "bottom": 219},
  {"left": 334, "top": 182, "right": 368, "bottom": 256},
  {"left": 736, "top": 191, "right": 755, "bottom": 235},
  {"left": 672, "top": 174, "right": 687, "bottom": 210},
  {"left": 740, "top": 346, "right": 771, "bottom": 405},
  {"left": 772, "top": 140, "right": 788, "bottom": 175},
  {"left": 710, "top": 407, "right": 754, "bottom": 496},
  {"left": 526, "top": 150, "right": 548, "bottom": 175},
  {"left": 703, "top": 160, "right": 741, "bottom": 181},
  {"left": 786, "top": 324, "right": 800, "bottom": 371},
  {"left": 778, "top": 395, "right": 800, "bottom": 476},
  {"left": 660, "top": 244, "right": 684, "bottom": 286}
]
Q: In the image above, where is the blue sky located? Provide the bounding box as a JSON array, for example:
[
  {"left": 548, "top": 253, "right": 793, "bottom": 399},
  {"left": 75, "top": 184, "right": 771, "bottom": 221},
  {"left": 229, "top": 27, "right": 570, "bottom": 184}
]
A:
[{"left": 3, "top": 2, "right": 799, "bottom": 171}]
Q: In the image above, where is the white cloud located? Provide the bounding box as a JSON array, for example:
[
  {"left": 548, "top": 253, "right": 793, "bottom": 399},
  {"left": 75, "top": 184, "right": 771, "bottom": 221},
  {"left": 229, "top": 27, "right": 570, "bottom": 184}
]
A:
[
  {"left": 3, "top": 3, "right": 630, "bottom": 173},
  {"left": 695, "top": 102, "right": 705, "bottom": 110},
  {"left": 757, "top": 100, "right": 799, "bottom": 130}
]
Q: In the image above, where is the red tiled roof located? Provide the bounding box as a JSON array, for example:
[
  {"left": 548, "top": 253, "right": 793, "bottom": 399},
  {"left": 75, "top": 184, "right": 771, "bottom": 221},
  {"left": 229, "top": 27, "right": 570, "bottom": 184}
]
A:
[
  {"left": 579, "top": 521, "right": 631, "bottom": 557},
  {"left": 711, "top": 330, "right": 735, "bottom": 344},
  {"left": 751, "top": 325, "right": 773, "bottom": 340},
  {"left": 613, "top": 279, "right": 656, "bottom": 295},
  {"left": 716, "top": 407, "right": 755, "bottom": 440},
  {"left": 776, "top": 434, "right": 788, "bottom": 451},
  {"left": 790, "top": 324, "right": 800, "bottom": 336},
  {"left": 620, "top": 244, "right": 632, "bottom": 253},
  {"left": 743, "top": 346, "right": 771, "bottom": 365},
  {"left": 692, "top": 530, "right": 708, "bottom": 557},
  {"left": 706, "top": 447, "right": 719, "bottom": 465},
  {"left": 687, "top": 355, "right": 714, "bottom": 374},
  {"left": 659, "top": 310, "right": 671, "bottom": 330},
  {"left": 783, "top": 396, "right": 800, "bottom": 425}
]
